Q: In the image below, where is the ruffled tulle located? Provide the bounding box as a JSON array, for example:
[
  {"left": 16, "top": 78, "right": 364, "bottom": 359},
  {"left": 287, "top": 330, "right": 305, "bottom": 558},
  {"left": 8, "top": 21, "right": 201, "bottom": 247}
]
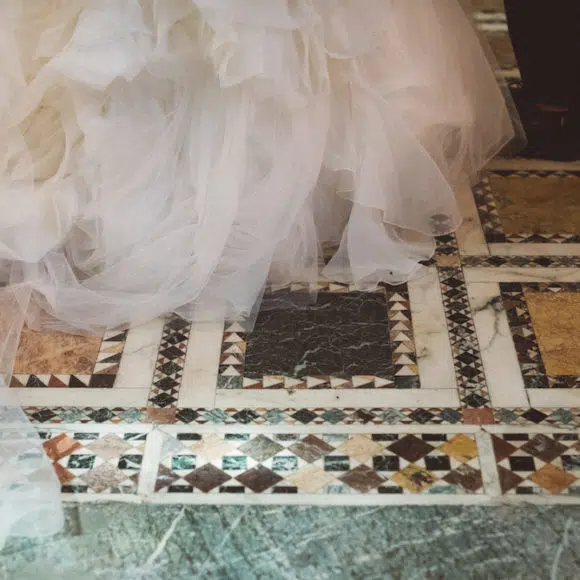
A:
[
  {"left": 0, "top": 0, "right": 519, "bottom": 545},
  {"left": 0, "top": 0, "right": 518, "bottom": 337}
]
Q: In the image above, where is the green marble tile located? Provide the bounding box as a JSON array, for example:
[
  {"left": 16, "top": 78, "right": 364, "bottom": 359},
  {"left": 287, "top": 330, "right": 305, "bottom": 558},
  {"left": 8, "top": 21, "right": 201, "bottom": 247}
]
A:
[{"left": 2, "top": 505, "right": 580, "bottom": 580}]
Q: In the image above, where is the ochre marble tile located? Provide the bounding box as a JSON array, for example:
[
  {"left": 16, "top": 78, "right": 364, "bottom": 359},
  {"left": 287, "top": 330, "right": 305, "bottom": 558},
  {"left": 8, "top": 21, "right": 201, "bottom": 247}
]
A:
[
  {"left": 14, "top": 327, "right": 102, "bottom": 375},
  {"left": 525, "top": 291, "right": 580, "bottom": 376},
  {"left": 488, "top": 174, "right": 580, "bottom": 236}
]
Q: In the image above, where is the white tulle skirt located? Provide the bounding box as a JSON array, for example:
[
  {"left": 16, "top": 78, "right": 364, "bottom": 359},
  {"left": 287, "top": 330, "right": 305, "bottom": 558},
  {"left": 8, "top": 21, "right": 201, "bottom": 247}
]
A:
[
  {"left": 0, "top": 0, "right": 519, "bottom": 336},
  {"left": 0, "top": 0, "right": 520, "bottom": 545}
]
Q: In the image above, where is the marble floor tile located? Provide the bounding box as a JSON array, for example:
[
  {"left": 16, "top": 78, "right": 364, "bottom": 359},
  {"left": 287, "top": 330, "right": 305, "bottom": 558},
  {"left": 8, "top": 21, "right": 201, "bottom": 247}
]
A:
[
  {"left": 10, "top": 150, "right": 580, "bottom": 510},
  {"left": 40, "top": 429, "right": 148, "bottom": 494},
  {"left": 502, "top": 283, "right": 580, "bottom": 390},
  {"left": 153, "top": 430, "right": 484, "bottom": 498},
  {"left": 491, "top": 432, "right": 580, "bottom": 496},
  {"left": 474, "top": 171, "right": 580, "bottom": 251}
]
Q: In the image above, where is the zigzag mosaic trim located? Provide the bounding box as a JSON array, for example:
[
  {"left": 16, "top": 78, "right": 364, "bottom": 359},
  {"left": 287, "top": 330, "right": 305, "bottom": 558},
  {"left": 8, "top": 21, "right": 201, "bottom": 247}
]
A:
[
  {"left": 462, "top": 256, "right": 580, "bottom": 268},
  {"left": 10, "top": 329, "right": 128, "bottom": 389},
  {"left": 438, "top": 263, "right": 491, "bottom": 408},
  {"left": 218, "top": 283, "right": 420, "bottom": 390},
  {"left": 501, "top": 282, "right": 580, "bottom": 389},
  {"left": 23, "top": 406, "right": 580, "bottom": 427},
  {"left": 147, "top": 315, "right": 192, "bottom": 408},
  {"left": 474, "top": 171, "right": 580, "bottom": 244}
]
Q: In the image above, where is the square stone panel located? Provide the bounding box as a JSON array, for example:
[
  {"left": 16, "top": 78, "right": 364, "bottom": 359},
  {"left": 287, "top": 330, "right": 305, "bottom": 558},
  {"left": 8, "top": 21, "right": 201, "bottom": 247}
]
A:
[
  {"left": 218, "top": 284, "right": 422, "bottom": 390},
  {"left": 488, "top": 172, "right": 580, "bottom": 236},
  {"left": 244, "top": 291, "right": 393, "bottom": 378},
  {"left": 14, "top": 327, "right": 103, "bottom": 375},
  {"left": 501, "top": 283, "right": 580, "bottom": 389},
  {"left": 525, "top": 290, "right": 580, "bottom": 377}
]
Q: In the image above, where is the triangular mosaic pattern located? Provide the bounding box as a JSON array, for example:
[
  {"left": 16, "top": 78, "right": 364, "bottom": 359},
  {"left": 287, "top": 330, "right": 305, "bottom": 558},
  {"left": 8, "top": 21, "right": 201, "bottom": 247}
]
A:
[
  {"left": 155, "top": 432, "right": 483, "bottom": 495},
  {"left": 492, "top": 433, "right": 580, "bottom": 495}
]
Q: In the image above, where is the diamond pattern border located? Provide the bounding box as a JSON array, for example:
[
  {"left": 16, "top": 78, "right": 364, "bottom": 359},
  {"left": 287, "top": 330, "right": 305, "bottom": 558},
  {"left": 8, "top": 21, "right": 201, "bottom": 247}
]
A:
[
  {"left": 10, "top": 329, "right": 128, "bottom": 389},
  {"left": 439, "top": 263, "right": 491, "bottom": 409},
  {"left": 147, "top": 315, "right": 192, "bottom": 408},
  {"left": 492, "top": 433, "right": 580, "bottom": 495},
  {"left": 462, "top": 256, "right": 580, "bottom": 269},
  {"left": 40, "top": 430, "right": 147, "bottom": 494},
  {"left": 24, "top": 406, "right": 580, "bottom": 427},
  {"left": 218, "top": 283, "right": 420, "bottom": 390},
  {"left": 474, "top": 171, "right": 580, "bottom": 245},
  {"left": 501, "top": 283, "right": 580, "bottom": 389},
  {"left": 155, "top": 432, "right": 483, "bottom": 495}
]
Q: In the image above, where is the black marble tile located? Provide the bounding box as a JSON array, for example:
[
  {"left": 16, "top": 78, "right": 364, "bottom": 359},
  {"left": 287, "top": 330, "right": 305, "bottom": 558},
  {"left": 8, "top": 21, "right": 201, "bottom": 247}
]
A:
[{"left": 244, "top": 291, "right": 393, "bottom": 378}]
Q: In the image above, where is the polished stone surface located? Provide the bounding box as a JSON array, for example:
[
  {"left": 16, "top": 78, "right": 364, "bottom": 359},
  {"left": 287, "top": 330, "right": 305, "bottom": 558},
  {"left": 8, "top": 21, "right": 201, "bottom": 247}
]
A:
[
  {"left": 244, "top": 291, "right": 393, "bottom": 379},
  {"left": 2, "top": 504, "right": 580, "bottom": 580}
]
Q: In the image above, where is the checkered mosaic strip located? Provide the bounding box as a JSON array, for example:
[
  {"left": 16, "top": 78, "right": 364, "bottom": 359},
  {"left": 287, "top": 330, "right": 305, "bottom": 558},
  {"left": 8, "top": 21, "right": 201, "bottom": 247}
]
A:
[
  {"left": 474, "top": 171, "right": 580, "bottom": 244},
  {"left": 10, "top": 329, "right": 128, "bottom": 389},
  {"left": 154, "top": 432, "right": 483, "bottom": 495},
  {"left": 438, "top": 267, "right": 491, "bottom": 409},
  {"left": 148, "top": 315, "right": 192, "bottom": 408},
  {"left": 218, "top": 283, "right": 420, "bottom": 390},
  {"left": 501, "top": 283, "right": 580, "bottom": 389},
  {"left": 462, "top": 256, "right": 580, "bottom": 269},
  {"left": 40, "top": 430, "right": 147, "bottom": 494},
  {"left": 492, "top": 433, "right": 580, "bottom": 495},
  {"left": 24, "top": 406, "right": 580, "bottom": 428}
]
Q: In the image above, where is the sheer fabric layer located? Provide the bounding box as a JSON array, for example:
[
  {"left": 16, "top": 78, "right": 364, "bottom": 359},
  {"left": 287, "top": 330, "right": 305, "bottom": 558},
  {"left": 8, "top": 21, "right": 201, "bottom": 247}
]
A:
[
  {"left": 0, "top": 0, "right": 516, "bottom": 331},
  {"left": 0, "top": 0, "right": 517, "bottom": 546}
]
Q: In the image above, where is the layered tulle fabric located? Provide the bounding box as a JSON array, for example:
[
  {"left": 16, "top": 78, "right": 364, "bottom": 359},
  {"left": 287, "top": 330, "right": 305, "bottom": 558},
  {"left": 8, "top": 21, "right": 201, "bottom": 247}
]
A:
[
  {"left": 0, "top": 0, "right": 518, "bottom": 334},
  {"left": 0, "top": 0, "right": 518, "bottom": 542}
]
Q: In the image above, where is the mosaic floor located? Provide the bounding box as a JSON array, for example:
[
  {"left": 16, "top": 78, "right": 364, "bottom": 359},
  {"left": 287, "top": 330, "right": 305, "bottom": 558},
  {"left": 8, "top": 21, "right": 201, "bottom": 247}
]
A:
[{"left": 5, "top": 6, "right": 580, "bottom": 508}]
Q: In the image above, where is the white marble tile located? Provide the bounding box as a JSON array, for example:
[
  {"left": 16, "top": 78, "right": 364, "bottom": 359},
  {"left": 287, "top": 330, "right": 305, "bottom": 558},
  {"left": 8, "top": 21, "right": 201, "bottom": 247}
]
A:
[
  {"left": 455, "top": 182, "right": 489, "bottom": 256},
  {"left": 528, "top": 389, "right": 580, "bottom": 409},
  {"left": 179, "top": 321, "right": 224, "bottom": 408},
  {"left": 408, "top": 268, "right": 456, "bottom": 389},
  {"left": 116, "top": 318, "right": 165, "bottom": 388},
  {"left": 489, "top": 244, "right": 580, "bottom": 257},
  {"left": 3, "top": 386, "right": 149, "bottom": 407},
  {"left": 476, "top": 431, "right": 502, "bottom": 498},
  {"left": 215, "top": 387, "right": 460, "bottom": 410},
  {"left": 466, "top": 282, "right": 528, "bottom": 408},
  {"left": 464, "top": 268, "right": 580, "bottom": 284}
]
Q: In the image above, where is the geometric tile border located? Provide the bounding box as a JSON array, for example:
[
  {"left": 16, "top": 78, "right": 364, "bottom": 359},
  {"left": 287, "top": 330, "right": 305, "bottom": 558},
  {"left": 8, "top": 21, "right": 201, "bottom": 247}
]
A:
[
  {"left": 501, "top": 283, "right": 580, "bottom": 389},
  {"left": 439, "top": 266, "right": 492, "bottom": 410},
  {"left": 154, "top": 432, "right": 483, "bottom": 496},
  {"left": 474, "top": 171, "right": 580, "bottom": 244},
  {"left": 10, "top": 329, "right": 128, "bottom": 389},
  {"left": 147, "top": 315, "right": 192, "bottom": 408},
  {"left": 462, "top": 255, "right": 580, "bottom": 269},
  {"left": 24, "top": 406, "right": 580, "bottom": 427},
  {"left": 491, "top": 433, "right": 580, "bottom": 495},
  {"left": 40, "top": 430, "right": 147, "bottom": 494},
  {"left": 217, "top": 283, "right": 420, "bottom": 390},
  {"left": 25, "top": 407, "right": 464, "bottom": 426}
]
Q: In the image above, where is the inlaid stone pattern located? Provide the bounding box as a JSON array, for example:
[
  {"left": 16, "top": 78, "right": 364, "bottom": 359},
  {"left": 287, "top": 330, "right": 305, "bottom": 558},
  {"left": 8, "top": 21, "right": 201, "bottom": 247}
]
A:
[
  {"left": 11, "top": 329, "right": 127, "bottom": 389},
  {"left": 148, "top": 315, "right": 192, "bottom": 408},
  {"left": 501, "top": 283, "right": 580, "bottom": 389},
  {"left": 474, "top": 171, "right": 580, "bottom": 244},
  {"left": 218, "top": 283, "right": 420, "bottom": 390},
  {"left": 155, "top": 432, "right": 483, "bottom": 495},
  {"left": 438, "top": 265, "right": 490, "bottom": 410},
  {"left": 492, "top": 433, "right": 580, "bottom": 495},
  {"left": 40, "top": 430, "right": 147, "bottom": 494}
]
